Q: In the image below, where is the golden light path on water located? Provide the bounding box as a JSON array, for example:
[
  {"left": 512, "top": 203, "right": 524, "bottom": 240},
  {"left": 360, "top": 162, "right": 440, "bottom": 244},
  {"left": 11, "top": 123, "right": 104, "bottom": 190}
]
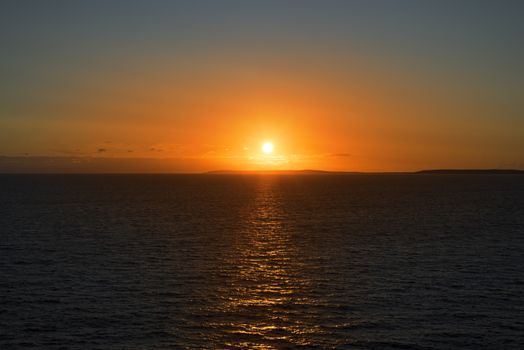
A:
[{"left": 211, "top": 177, "right": 323, "bottom": 348}]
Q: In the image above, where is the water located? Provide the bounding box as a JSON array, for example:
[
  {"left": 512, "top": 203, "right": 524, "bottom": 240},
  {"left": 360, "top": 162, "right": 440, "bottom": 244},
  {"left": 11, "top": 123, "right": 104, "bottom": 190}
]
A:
[{"left": 1, "top": 174, "right": 523, "bottom": 349}]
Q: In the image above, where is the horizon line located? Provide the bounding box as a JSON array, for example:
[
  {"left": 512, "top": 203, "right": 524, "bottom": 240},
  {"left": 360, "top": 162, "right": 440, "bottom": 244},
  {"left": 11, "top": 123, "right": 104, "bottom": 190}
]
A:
[{"left": 0, "top": 169, "right": 523, "bottom": 175}]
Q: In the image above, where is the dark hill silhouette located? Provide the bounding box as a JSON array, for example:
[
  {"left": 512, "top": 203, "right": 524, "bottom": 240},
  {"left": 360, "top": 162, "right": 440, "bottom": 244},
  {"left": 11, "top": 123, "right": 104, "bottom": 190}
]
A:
[
  {"left": 203, "top": 169, "right": 361, "bottom": 175},
  {"left": 205, "top": 169, "right": 524, "bottom": 175},
  {"left": 416, "top": 169, "right": 524, "bottom": 174}
]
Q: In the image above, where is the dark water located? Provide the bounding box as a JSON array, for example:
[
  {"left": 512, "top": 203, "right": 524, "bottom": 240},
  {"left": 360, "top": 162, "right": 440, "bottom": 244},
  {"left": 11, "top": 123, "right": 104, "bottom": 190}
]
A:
[{"left": 1, "top": 174, "right": 523, "bottom": 349}]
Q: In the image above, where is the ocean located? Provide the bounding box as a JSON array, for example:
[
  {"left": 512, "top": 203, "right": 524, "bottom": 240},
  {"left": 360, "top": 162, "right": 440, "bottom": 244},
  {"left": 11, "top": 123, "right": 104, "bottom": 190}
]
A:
[{"left": 1, "top": 174, "right": 523, "bottom": 349}]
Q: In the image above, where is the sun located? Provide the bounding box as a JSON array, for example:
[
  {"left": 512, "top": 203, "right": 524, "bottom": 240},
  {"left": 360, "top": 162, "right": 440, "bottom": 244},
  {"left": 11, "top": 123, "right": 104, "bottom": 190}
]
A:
[{"left": 262, "top": 142, "right": 274, "bottom": 154}]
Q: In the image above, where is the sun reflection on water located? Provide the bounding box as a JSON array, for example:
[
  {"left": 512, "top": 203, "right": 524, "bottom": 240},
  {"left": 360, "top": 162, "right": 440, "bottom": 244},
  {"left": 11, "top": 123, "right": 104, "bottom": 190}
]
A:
[{"left": 208, "top": 176, "right": 322, "bottom": 348}]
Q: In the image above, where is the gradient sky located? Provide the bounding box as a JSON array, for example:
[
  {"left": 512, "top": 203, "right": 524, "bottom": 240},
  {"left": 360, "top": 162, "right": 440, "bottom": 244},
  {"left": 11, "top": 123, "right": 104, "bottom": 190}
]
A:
[{"left": 1, "top": 0, "right": 523, "bottom": 172}]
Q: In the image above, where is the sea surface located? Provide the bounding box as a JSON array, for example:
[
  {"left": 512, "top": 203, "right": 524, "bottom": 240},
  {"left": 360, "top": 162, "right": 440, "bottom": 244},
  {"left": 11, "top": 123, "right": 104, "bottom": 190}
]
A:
[{"left": 1, "top": 174, "right": 523, "bottom": 349}]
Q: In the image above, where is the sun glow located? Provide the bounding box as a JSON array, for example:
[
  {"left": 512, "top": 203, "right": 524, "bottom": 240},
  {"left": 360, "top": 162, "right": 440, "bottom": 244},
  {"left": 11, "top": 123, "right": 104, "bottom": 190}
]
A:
[{"left": 262, "top": 142, "right": 274, "bottom": 154}]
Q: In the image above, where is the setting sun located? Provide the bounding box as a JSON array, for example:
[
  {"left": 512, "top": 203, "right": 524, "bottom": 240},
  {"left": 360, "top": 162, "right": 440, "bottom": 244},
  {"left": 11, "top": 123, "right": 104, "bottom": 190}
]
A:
[{"left": 262, "top": 142, "right": 274, "bottom": 154}]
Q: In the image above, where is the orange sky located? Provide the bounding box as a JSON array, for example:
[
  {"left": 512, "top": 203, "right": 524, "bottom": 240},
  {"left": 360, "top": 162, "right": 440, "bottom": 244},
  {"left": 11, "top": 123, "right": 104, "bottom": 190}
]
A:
[{"left": 1, "top": 1, "right": 523, "bottom": 172}]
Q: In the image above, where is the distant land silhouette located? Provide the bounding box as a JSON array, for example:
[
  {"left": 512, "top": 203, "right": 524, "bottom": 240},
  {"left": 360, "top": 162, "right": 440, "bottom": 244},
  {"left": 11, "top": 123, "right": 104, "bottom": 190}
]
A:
[
  {"left": 204, "top": 169, "right": 362, "bottom": 175},
  {"left": 415, "top": 169, "right": 524, "bottom": 174},
  {"left": 0, "top": 156, "right": 522, "bottom": 174},
  {"left": 205, "top": 169, "right": 524, "bottom": 175}
]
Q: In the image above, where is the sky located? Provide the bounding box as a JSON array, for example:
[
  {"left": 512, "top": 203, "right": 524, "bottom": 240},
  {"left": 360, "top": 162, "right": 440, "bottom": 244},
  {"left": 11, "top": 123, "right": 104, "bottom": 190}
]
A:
[{"left": 1, "top": 0, "right": 523, "bottom": 172}]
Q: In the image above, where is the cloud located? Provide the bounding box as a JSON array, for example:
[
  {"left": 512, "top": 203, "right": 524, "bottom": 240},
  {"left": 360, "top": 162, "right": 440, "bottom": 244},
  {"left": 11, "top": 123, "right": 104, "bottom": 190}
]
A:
[{"left": 330, "top": 153, "right": 352, "bottom": 157}]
